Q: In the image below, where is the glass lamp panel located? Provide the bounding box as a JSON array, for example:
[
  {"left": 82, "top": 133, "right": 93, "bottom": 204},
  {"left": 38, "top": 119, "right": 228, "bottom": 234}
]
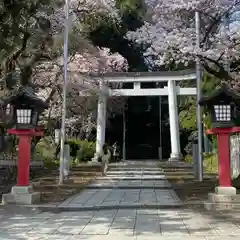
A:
[
  {"left": 16, "top": 108, "right": 32, "bottom": 124},
  {"left": 26, "top": 109, "right": 31, "bottom": 124},
  {"left": 16, "top": 109, "right": 21, "bottom": 123},
  {"left": 214, "top": 105, "right": 231, "bottom": 121}
]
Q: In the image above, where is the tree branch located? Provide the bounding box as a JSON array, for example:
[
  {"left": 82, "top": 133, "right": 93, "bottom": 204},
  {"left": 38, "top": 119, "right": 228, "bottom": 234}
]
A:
[{"left": 200, "top": 55, "right": 233, "bottom": 81}]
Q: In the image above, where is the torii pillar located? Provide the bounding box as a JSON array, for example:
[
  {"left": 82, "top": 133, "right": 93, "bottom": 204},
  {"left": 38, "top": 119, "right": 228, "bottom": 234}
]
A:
[
  {"left": 93, "top": 93, "right": 107, "bottom": 161},
  {"left": 168, "top": 80, "right": 182, "bottom": 161}
]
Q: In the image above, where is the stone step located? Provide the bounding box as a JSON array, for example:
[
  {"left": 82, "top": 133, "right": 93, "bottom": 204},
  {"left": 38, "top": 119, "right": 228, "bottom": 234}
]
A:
[
  {"left": 159, "top": 164, "right": 193, "bottom": 169},
  {"left": 108, "top": 164, "right": 160, "bottom": 168},
  {"left": 106, "top": 171, "right": 164, "bottom": 175},
  {"left": 108, "top": 167, "right": 161, "bottom": 170},
  {"left": 204, "top": 201, "right": 240, "bottom": 211},
  {"left": 95, "top": 177, "right": 166, "bottom": 181},
  {"left": 25, "top": 202, "right": 184, "bottom": 212},
  {"left": 161, "top": 171, "right": 194, "bottom": 175},
  {"left": 71, "top": 167, "right": 101, "bottom": 172},
  {"left": 96, "top": 176, "right": 167, "bottom": 180},
  {"left": 208, "top": 193, "right": 240, "bottom": 203},
  {"left": 84, "top": 186, "right": 172, "bottom": 189}
]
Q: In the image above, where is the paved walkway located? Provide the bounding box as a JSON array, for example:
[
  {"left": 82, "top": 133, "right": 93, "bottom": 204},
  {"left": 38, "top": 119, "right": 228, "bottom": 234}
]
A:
[
  {"left": 58, "top": 161, "right": 181, "bottom": 209},
  {"left": 1, "top": 161, "right": 240, "bottom": 239}
]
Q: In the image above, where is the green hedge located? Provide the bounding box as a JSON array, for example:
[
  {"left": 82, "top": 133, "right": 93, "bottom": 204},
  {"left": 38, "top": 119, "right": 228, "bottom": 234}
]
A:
[
  {"left": 184, "top": 153, "right": 217, "bottom": 173},
  {"left": 33, "top": 137, "right": 59, "bottom": 169},
  {"left": 33, "top": 138, "right": 96, "bottom": 168},
  {"left": 67, "top": 139, "right": 96, "bottom": 163}
]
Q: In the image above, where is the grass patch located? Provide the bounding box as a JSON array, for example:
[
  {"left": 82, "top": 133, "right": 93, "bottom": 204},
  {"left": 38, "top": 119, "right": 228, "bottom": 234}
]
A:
[
  {"left": 160, "top": 156, "right": 218, "bottom": 204},
  {"left": 32, "top": 165, "right": 102, "bottom": 204},
  {"left": 162, "top": 153, "right": 240, "bottom": 204}
]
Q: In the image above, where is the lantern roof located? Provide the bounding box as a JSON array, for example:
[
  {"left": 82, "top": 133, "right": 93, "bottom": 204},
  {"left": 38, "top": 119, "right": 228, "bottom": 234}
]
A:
[
  {"left": 3, "top": 86, "right": 48, "bottom": 109},
  {"left": 199, "top": 84, "right": 240, "bottom": 106}
]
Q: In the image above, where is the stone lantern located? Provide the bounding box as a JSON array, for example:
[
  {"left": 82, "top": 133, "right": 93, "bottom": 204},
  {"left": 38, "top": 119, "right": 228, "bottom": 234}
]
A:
[
  {"left": 5, "top": 87, "right": 48, "bottom": 130},
  {"left": 2, "top": 87, "right": 48, "bottom": 205},
  {"left": 199, "top": 84, "right": 240, "bottom": 210},
  {"left": 199, "top": 84, "right": 240, "bottom": 128}
]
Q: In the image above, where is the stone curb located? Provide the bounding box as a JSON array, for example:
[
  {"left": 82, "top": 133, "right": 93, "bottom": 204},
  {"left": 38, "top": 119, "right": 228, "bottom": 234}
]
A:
[
  {"left": 159, "top": 166, "right": 193, "bottom": 169},
  {"left": 85, "top": 186, "right": 172, "bottom": 189},
  {"left": 105, "top": 173, "right": 165, "bottom": 176},
  {"left": 95, "top": 178, "right": 167, "bottom": 180},
  {"left": 12, "top": 203, "right": 184, "bottom": 212}
]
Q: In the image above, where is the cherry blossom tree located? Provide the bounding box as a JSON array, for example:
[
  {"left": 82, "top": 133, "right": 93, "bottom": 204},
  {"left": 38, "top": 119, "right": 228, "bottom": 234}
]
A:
[
  {"left": 36, "top": 3, "right": 128, "bottom": 129},
  {"left": 127, "top": 0, "right": 240, "bottom": 87},
  {"left": 35, "top": 46, "right": 128, "bottom": 136},
  {"left": 0, "top": 0, "right": 129, "bottom": 136}
]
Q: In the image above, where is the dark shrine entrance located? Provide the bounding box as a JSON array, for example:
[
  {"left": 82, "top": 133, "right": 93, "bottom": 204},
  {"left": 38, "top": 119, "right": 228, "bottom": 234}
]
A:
[
  {"left": 106, "top": 96, "right": 171, "bottom": 160},
  {"left": 126, "top": 96, "right": 170, "bottom": 160}
]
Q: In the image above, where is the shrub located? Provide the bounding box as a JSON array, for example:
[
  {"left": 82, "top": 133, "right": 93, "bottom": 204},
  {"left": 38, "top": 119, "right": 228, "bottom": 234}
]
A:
[
  {"left": 76, "top": 140, "right": 96, "bottom": 162},
  {"left": 33, "top": 137, "right": 59, "bottom": 169},
  {"left": 66, "top": 140, "right": 82, "bottom": 158},
  {"left": 184, "top": 155, "right": 192, "bottom": 164},
  {"left": 54, "top": 139, "right": 96, "bottom": 164},
  {"left": 203, "top": 152, "right": 217, "bottom": 173},
  {"left": 184, "top": 152, "right": 217, "bottom": 173}
]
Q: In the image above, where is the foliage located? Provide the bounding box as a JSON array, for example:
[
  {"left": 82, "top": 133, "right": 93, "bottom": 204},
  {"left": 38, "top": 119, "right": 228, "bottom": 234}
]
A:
[
  {"left": 77, "top": 140, "right": 96, "bottom": 162},
  {"left": 66, "top": 139, "right": 81, "bottom": 158},
  {"left": 184, "top": 154, "right": 192, "bottom": 164},
  {"left": 0, "top": 0, "right": 63, "bottom": 87},
  {"left": 66, "top": 139, "right": 95, "bottom": 162},
  {"left": 76, "top": 0, "right": 148, "bottom": 71},
  {"left": 184, "top": 131, "right": 197, "bottom": 155},
  {"left": 203, "top": 152, "right": 218, "bottom": 173},
  {"left": 178, "top": 72, "right": 220, "bottom": 132},
  {"left": 116, "top": 0, "right": 147, "bottom": 31},
  {"left": 33, "top": 137, "right": 58, "bottom": 169},
  {"left": 126, "top": 0, "right": 240, "bottom": 87},
  {"left": 184, "top": 152, "right": 217, "bottom": 173},
  {"left": 179, "top": 99, "right": 197, "bottom": 131},
  {"left": 179, "top": 72, "right": 222, "bottom": 153},
  {"left": 0, "top": 0, "right": 133, "bottom": 136},
  {"left": 34, "top": 137, "right": 95, "bottom": 168}
]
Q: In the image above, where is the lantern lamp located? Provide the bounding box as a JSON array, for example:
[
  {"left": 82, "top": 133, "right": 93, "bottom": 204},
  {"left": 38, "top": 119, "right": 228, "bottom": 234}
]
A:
[
  {"left": 3, "top": 87, "right": 48, "bottom": 130},
  {"left": 199, "top": 84, "right": 240, "bottom": 128}
]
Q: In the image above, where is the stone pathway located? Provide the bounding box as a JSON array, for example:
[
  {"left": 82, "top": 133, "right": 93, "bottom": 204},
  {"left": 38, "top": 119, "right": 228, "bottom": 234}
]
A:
[
  {"left": 1, "top": 208, "right": 240, "bottom": 239},
  {"left": 58, "top": 161, "right": 181, "bottom": 209},
  {"left": 1, "top": 160, "right": 240, "bottom": 239}
]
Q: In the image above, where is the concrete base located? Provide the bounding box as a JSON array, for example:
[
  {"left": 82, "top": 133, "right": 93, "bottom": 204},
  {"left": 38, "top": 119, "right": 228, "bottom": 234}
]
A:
[
  {"left": 2, "top": 185, "right": 40, "bottom": 205},
  {"left": 204, "top": 202, "right": 240, "bottom": 211},
  {"left": 215, "top": 186, "right": 236, "bottom": 196},
  {"left": 208, "top": 192, "right": 240, "bottom": 203},
  {"left": 204, "top": 186, "right": 239, "bottom": 211},
  {"left": 168, "top": 153, "right": 183, "bottom": 161},
  {"left": 91, "top": 152, "right": 100, "bottom": 163}
]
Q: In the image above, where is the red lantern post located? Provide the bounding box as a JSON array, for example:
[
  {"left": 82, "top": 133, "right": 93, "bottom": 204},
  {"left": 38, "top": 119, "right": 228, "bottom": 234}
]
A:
[
  {"left": 207, "top": 127, "right": 240, "bottom": 189},
  {"left": 8, "top": 129, "right": 43, "bottom": 187}
]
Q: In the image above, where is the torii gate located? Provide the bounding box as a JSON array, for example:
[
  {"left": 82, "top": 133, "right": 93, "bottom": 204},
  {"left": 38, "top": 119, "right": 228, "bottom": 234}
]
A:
[{"left": 91, "top": 69, "right": 197, "bottom": 161}]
